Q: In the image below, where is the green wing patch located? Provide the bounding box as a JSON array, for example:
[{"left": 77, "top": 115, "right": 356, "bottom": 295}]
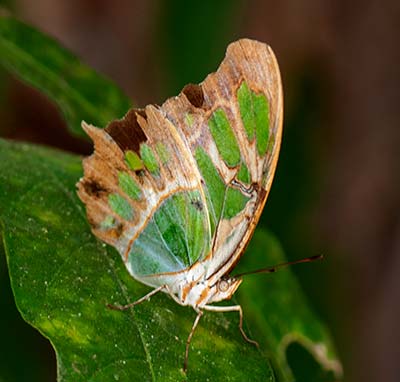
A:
[
  {"left": 238, "top": 81, "right": 270, "bottom": 155},
  {"left": 108, "top": 193, "right": 133, "bottom": 221},
  {"left": 127, "top": 190, "right": 210, "bottom": 276},
  {"left": 140, "top": 144, "right": 159, "bottom": 174},
  {"left": 208, "top": 108, "right": 241, "bottom": 167},
  {"left": 195, "top": 147, "right": 251, "bottom": 234},
  {"left": 125, "top": 150, "right": 143, "bottom": 171},
  {"left": 118, "top": 171, "right": 141, "bottom": 200}
]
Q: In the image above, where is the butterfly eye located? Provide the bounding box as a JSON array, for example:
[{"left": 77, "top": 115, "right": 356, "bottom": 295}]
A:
[{"left": 218, "top": 279, "right": 230, "bottom": 292}]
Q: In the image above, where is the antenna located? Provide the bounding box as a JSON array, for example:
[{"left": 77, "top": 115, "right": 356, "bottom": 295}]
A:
[{"left": 233, "top": 254, "right": 323, "bottom": 278}]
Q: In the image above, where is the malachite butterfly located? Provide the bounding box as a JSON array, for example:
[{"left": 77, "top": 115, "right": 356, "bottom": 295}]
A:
[{"left": 77, "top": 38, "right": 283, "bottom": 371}]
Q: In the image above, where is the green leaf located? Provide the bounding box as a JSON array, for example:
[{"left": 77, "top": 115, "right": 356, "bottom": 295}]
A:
[
  {"left": 0, "top": 242, "right": 56, "bottom": 381},
  {"left": 0, "top": 15, "right": 131, "bottom": 137},
  {"left": 0, "top": 139, "right": 273, "bottom": 381},
  {"left": 237, "top": 230, "right": 342, "bottom": 382}
]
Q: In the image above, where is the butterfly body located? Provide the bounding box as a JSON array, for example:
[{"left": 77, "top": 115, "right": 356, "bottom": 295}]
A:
[{"left": 77, "top": 38, "right": 282, "bottom": 370}]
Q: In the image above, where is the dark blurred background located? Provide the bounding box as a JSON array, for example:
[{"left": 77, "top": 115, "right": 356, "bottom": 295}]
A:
[{"left": 0, "top": 1, "right": 399, "bottom": 381}]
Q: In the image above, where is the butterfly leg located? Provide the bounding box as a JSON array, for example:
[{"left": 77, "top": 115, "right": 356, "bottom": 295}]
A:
[
  {"left": 184, "top": 309, "right": 203, "bottom": 373},
  {"left": 107, "top": 284, "right": 167, "bottom": 310},
  {"left": 107, "top": 284, "right": 183, "bottom": 310},
  {"left": 203, "top": 304, "right": 259, "bottom": 347}
]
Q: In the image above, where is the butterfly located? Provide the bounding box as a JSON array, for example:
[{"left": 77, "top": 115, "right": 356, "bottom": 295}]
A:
[{"left": 77, "top": 38, "right": 283, "bottom": 371}]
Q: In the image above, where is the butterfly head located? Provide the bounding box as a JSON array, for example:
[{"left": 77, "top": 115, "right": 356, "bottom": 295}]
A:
[
  {"left": 210, "top": 276, "right": 243, "bottom": 303},
  {"left": 180, "top": 275, "right": 242, "bottom": 308}
]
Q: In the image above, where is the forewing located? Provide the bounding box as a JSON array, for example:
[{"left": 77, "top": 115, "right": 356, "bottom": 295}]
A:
[{"left": 161, "top": 39, "right": 283, "bottom": 280}]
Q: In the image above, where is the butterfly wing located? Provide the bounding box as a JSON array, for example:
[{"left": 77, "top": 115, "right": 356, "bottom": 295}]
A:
[
  {"left": 77, "top": 39, "right": 282, "bottom": 289},
  {"left": 161, "top": 39, "right": 283, "bottom": 283},
  {"left": 77, "top": 106, "right": 212, "bottom": 286}
]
